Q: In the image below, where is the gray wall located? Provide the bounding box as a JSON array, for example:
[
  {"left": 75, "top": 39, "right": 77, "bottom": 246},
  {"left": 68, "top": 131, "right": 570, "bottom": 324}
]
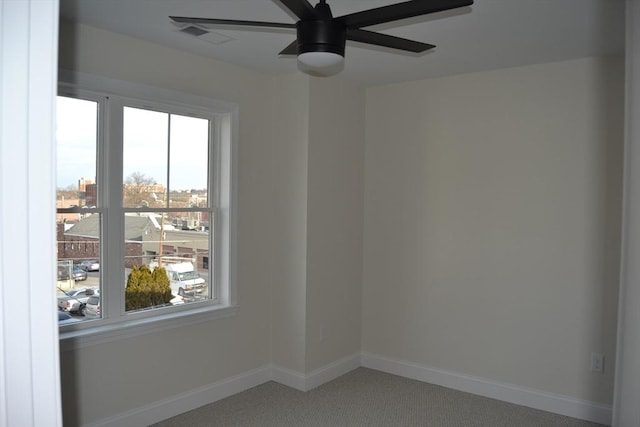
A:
[
  {"left": 362, "top": 56, "right": 624, "bottom": 404},
  {"left": 269, "top": 72, "right": 311, "bottom": 374},
  {"left": 269, "top": 74, "right": 366, "bottom": 375},
  {"left": 305, "top": 78, "right": 365, "bottom": 372}
]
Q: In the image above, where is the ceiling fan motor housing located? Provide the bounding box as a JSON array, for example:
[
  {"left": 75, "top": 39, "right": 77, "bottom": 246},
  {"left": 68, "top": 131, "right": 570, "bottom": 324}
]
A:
[{"left": 296, "top": 20, "right": 346, "bottom": 57}]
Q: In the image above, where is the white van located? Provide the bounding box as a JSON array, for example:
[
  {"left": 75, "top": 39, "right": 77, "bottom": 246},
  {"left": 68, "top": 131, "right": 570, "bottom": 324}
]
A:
[{"left": 164, "top": 261, "right": 206, "bottom": 297}]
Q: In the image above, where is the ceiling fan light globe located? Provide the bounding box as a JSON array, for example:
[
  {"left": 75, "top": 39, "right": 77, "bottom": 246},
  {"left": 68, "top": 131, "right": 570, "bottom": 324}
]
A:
[
  {"left": 297, "top": 52, "right": 344, "bottom": 77},
  {"left": 298, "top": 51, "right": 343, "bottom": 68}
]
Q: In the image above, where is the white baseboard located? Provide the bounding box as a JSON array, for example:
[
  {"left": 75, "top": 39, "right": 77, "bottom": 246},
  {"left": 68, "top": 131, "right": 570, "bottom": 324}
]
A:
[
  {"left": 85, "top": 352, "right": 611, "bottom": 426},
  {"left": 305, "top": 353, "right": 362, "bottom": 391},
  {"left": 85, "top": 365, "right": 272, "bottom": 427},
  {"left": 269, "top": 364, "right": 308, "bottom": 391},
  {"left": 86, "top": 354, "right": 361, "bottom": 427},
  {"left": 271, "top": 353, "right": 361, "bottom": 391},
  {"left": 361, "top": 352, "right": 612, "bottom": 426}
]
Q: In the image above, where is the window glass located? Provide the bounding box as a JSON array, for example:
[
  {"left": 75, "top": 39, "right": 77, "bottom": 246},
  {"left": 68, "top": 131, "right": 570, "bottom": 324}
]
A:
[
  {"left": 55, "top": 96, "right": 102, "bottom": 320},
  {"left": 122, "top": 106, "right": 212, "bottom": 312},
  {"left": 123, "top": 107, "right": 168, "bottom": 208},
  {"left": 56, "top": 97, "right": 97, "bottom": 202},
  {"left": 123, "top": 211, "right": 210, "bottom": 311},
  {"left": 169, "top": 114, "right": 209, "bottom": 207},
  {"left": 122, "top": 107, "right": 209, "bottom": 208}
]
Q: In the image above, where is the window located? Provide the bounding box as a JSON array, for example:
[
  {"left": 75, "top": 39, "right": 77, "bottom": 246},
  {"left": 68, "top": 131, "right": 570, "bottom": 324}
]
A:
[
  {"left": 122, "top": 105, "right": 212, "bottom": 309},
  {"left": 56, "top": 78, "right": 235, "bottom": 335}
]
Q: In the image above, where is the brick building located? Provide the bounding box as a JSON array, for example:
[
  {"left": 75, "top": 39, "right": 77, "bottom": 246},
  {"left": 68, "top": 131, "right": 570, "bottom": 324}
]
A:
[{"left": 57, "top": 213, "right": 210, "bottom": 271}]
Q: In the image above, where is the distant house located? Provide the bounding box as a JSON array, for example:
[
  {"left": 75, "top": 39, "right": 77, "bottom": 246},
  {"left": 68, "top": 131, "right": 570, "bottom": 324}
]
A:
[{"left": 58, "top": 213, "right": 151, "bottom": 268}]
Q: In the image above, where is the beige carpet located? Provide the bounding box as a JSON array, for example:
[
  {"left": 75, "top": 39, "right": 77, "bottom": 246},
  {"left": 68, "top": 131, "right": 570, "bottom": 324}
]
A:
[{"left": 151, "top": 368, "right": 605, "bottom": 427}]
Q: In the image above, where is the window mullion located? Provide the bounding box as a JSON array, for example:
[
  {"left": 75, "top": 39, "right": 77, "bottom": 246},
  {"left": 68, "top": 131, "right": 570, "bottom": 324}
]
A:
[
  {"left": 166, "top": 114, "right": 171, "bottom": 205},
  {"left": 210, "top": 119, "right": 221, "bottom": 303},
  {"left": 103, "top": 97, "right": 125, "bottom": 319}
]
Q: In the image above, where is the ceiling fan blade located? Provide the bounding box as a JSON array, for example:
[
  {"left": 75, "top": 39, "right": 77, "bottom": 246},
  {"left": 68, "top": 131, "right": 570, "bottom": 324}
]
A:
[
  {"left": 278, "top": 0, "right": 318, "bottom": 21},
  {"left": 279, "top": 40, "right": 298, "bottom": 55},
  {"left": 338, "top": 0, "right": 473, "bottom": 29},
  {"left": 347, "top": 28, "right": 435, "bottom": 53},
  {"left": 170, "top": 16, "right": 295, "bottom": 29}
]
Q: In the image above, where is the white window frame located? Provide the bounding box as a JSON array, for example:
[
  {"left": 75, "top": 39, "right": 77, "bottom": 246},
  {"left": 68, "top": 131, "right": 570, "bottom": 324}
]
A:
[{"left": 57, "top": 70, "right": 237, "bottom": 349}]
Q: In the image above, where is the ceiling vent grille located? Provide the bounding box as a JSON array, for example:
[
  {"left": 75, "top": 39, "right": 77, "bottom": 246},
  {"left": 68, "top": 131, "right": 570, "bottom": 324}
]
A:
[
  {"left": 177, "top": 25, "right": 233, "bottom": 45},
  {"left": 180, "top": 25, "right": 208, "bottom": 37}
]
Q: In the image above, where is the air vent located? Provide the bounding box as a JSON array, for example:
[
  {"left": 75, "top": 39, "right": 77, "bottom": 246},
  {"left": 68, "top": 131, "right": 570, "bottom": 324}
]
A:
[
  {"left": 176, "top": 25, "right": 233, "bottom": 45},
  {"left": 180, "top": 25, "right": 208, "bottom": 37}
]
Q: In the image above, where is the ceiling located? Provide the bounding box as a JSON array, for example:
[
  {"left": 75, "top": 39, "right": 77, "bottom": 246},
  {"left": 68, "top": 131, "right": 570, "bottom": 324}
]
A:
[{"left": 59, "top": 0, "right": 626, "bottom": 87}]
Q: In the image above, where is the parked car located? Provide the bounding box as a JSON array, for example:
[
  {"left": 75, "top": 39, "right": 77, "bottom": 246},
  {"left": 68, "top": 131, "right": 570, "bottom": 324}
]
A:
[
  {"left": 72, "top": 266, "right": 88, "bottom": 281},
  {"left": 83, "top": 295, "right": 100, "bottom": 319},
  {"left": 58, "top": 311, "right": 82, "bottom": 326},
  {"left": 57, "top": 287, "right": 99, "bottom": 315},
  {"left": 79, "top": 259, "right": 99, "bottom": 272}
]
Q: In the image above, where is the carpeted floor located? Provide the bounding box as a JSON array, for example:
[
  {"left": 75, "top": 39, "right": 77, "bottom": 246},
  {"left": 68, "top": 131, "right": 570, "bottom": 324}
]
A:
[{"left": 151, "top": 368, "right": 605, "bottom": 427}]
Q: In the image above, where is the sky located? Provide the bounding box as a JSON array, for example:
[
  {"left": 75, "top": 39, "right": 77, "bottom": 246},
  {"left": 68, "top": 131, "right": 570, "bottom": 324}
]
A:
[{"left": 56, "top": 96, "right": 209, "bottom": 191}]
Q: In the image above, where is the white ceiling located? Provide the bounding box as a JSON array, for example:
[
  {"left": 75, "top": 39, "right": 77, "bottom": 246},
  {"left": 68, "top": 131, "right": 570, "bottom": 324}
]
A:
[{"left": 59, "top": 0, "right": 626, "bottom": 87}]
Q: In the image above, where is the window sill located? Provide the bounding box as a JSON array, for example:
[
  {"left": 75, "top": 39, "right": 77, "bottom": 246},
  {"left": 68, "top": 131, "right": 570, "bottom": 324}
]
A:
[{"left": 59, "top": 304, "right": 238, "bottom": 351}]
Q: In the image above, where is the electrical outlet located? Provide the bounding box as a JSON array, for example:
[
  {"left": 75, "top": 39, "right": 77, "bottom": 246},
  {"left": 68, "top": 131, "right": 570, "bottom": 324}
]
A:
[
  {"left": 320, "top": 326, "right": 326, "bottom": 342},
  {"left": 590, "top": 353, "right": 604, "bottom": 373}
]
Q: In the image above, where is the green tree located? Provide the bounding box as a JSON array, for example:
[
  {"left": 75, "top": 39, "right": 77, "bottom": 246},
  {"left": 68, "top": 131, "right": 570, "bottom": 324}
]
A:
[
  {"left": 152, "top": 266, "right": 173, "bottom": 303},
  {"left": 126, "top": 264, "right": 173, "bottom": 311}
]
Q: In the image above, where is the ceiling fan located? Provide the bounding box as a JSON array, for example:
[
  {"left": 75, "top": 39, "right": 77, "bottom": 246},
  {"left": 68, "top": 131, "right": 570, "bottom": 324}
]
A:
[{"left": 170, "top": 0, "right": 473, "bottom": 77}]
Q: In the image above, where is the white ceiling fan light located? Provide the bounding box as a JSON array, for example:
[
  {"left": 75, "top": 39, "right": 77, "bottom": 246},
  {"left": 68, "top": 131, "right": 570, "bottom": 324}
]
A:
[{"left": 297, "top": 52, "right": 344, "bottom": 76}]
